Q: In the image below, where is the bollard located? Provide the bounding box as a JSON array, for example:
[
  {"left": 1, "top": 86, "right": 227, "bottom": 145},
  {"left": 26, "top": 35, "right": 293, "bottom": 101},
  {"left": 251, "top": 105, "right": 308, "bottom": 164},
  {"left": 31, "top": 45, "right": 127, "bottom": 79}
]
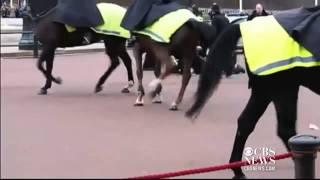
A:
[
  {"left": 289, "top": 135, "right": 320, "bottom": 179},
  {"left": 33, "top": 34, "right": 39, "bottom": 58}
]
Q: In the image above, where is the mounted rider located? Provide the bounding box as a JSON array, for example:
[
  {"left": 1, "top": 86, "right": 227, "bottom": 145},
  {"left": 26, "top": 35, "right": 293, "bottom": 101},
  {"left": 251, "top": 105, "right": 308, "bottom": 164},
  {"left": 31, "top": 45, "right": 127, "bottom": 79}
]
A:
[
  {"left": 53, "top": 0, "right": 103, "bottom": 44},
  {"left": 121, "top": 0, "right": 184, "bottom": 31}
]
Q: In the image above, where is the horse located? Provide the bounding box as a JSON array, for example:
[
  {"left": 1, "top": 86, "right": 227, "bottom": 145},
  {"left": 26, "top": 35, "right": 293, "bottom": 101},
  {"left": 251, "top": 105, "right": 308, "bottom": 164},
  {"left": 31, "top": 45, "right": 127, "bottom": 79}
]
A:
[
  {"left": 185, "top": 20, "right": 320, "bottom": 178},
  {"left": 33, "top": 5, "right": 134, "bottom": 95},
  {"left": 132, "top": 10, "right": 217, "bottom": 110}
]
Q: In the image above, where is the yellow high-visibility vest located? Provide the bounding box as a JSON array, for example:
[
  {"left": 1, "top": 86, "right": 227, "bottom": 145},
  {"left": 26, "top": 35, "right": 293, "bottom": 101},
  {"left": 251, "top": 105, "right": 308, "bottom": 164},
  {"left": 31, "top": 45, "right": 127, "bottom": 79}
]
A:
[
  {"left": 240, "top": 15, "right": 320, "bottom": 76},
  {"left": 134, "top": 9, "right": 199, "bottom": 43},
  {"left": 91, "top": 3, "right": 130, "bottom": 38},
  {"left": 65, "top": 3, "right": 130, "bottom": 39}
]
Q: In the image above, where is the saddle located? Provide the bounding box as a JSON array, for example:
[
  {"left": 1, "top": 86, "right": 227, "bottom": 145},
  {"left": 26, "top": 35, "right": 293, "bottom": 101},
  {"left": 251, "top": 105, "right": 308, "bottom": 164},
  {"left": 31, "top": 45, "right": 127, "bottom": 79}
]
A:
[
  {"left": 121, "top": 0, "right": 184, "bottom": 31},
  {"left": 274, "top": 6, "right": 320, "bottom": 60},
  {"left": 53, "top": 0, "right": 103, "bottom": 28},
  {"left": 133, "top": 9, "right": 200, "bottom": 43}
]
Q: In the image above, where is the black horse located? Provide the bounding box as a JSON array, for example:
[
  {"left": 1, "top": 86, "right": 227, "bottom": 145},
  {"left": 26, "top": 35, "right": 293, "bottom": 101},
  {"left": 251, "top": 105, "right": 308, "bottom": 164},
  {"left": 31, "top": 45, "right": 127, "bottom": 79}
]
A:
[
  {"left": 186, "top": 23, "right": 320, "bottom": 178},
  {"left": 33, "top": 8, "right": 134, "bottom": 95}
]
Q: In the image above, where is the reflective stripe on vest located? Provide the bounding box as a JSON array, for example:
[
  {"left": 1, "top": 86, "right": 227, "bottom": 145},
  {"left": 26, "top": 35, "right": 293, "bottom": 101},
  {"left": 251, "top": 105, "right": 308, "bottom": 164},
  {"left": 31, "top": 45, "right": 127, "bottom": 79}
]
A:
[
  {"left": 91, "top": 3, "right": 130, "bottom": 39},
  {"left": 240, "top": 16, "right": 320, "bottom": 76},
  {"left": 134, "top": 9, "right": 198, "bottom": 43}
]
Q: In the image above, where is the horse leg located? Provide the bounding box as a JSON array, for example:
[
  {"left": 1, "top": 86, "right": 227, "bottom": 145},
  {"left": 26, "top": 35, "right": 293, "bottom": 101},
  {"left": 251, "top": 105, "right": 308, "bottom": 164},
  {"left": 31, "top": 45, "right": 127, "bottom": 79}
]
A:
[
  {"left": 119, "top": 48, "right": 134, "bottom": 93},
  {"left": 272, "top": 85, "right": 299, "bottom": 151},
  {"left": 229, "top": 87, "right": 271, "bottom": 179},
  {"left": 94, "top": 42, "right": 120, "bottom": 93},
  {"left": 152, "top": 60, "right": 163, "bottom": 104},
  {"left": 170, "top": 54, "right": 193, "bottom": 111},
  {"left": 301, "top": 68, "right": 320, "bottom": 95},
  {"left": 37, "top": 48, "right": 50, "bottom": 86},
  {"left": 133, "top": 42, "right": 145, "bottom": 106},
  {"left": 37, "top": 46, "right": 61, "bottom": 95},
  {"left": 148, "top": 47, "right": 175, "bottom": 99}
]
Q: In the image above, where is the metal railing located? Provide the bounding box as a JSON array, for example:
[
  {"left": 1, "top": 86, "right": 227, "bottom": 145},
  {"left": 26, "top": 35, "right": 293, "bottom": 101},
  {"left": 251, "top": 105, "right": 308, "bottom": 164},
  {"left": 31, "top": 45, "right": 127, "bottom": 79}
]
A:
[
  {"left": 1, "top": 30, "right": 40, "bottom": 58},
  {"left": 1, "top": 29, "right": 244, "bottom": 58}
]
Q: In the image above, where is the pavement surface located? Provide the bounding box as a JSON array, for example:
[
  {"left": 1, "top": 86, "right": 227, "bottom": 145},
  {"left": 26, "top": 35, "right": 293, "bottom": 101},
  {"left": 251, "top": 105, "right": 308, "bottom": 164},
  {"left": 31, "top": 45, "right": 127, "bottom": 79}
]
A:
[{"left": 1, "top": 52, "right": 320, "bottom": 179}]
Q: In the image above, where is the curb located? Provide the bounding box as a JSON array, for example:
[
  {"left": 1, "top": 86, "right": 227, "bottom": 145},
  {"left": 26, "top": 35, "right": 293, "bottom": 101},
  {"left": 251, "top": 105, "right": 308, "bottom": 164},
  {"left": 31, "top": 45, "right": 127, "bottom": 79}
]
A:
[{"left": 1, "top": 47, "right": 106, "bottom": 58}]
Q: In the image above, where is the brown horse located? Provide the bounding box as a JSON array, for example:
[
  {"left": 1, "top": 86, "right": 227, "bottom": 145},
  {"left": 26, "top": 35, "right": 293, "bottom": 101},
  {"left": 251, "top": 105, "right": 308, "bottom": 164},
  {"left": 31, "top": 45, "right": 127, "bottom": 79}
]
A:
[
  {"left": 33, "top": 7, "right": 134, "bottom": 95},
  {"left": 132, "top": 19, "right": 217, "bottom": 110}
]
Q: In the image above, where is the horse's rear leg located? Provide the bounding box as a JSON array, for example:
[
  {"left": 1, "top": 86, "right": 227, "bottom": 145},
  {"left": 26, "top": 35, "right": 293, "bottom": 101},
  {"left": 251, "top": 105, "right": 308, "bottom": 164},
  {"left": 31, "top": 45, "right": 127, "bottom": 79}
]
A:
[
  {"left": 272, "top": 85, "right": 299, "bottom": 151},
  {"left": 37, "top": 46, "right": 61, "bottom": 95},
  {"left": 133, "top": 42, "right": 145, "bottom": 106},
  {"left": 94, "top": 47, "right": 120, "bottom": 93},
  {"left": 302, "top": 67, "right": 320, "bottom": 95},
  {"left": 229, "top": 86, "right": 271, "bottom": 179},
  {"left": 170, "top": 54, "right": 193, "bottom": 111},
  {"left": 119, "top": 47, "right": 134, "bottom": 93}
]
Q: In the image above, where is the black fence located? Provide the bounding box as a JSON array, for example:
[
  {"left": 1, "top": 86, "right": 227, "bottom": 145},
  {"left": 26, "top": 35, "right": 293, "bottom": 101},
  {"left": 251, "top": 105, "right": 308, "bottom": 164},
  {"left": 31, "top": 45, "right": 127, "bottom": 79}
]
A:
[
  {"left": 1, "top": 30, "right": 244, "bottom": 59},
  {"left": 1, "top": 30, "right": 39, "bottom": 58}
]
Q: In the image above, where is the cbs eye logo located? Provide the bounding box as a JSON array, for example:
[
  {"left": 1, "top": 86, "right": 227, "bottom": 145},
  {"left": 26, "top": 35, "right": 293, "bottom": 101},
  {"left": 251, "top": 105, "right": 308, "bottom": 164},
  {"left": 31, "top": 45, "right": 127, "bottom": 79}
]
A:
[{"left": 244, "top": 147, "right": 254, "bottom": 157}]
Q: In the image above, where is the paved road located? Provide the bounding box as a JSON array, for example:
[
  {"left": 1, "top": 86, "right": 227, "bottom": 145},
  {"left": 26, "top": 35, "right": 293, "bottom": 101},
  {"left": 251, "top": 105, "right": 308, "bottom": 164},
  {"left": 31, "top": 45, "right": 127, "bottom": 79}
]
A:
[{"left": 1, "top": 52, "right": 320, "bottom": 178}]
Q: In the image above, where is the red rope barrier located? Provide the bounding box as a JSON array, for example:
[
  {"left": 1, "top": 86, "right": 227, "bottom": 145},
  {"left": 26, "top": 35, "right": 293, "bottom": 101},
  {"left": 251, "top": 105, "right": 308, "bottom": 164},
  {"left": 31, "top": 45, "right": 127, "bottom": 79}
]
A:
[{"left": 127, "top": 152, "right": 292, "bottom": 179}]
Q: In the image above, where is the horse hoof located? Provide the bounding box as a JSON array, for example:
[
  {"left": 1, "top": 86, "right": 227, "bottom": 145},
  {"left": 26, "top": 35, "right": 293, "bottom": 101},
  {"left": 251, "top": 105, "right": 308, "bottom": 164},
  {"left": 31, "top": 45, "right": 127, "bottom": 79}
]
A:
[
  {"left": 134, "top": 102, "right": 144, "bottom": 106},
  {"left": 56, "top": 77, "right": 63, "bottom": 84},
  {"left": 152, "top": 99, "right": 162, "bottom": 104},
  {"left": 121, "top": 88, "right": 130, "bottom": 93},
  {"left": 122, "top": 81, "right": 134, "bottom": 93},
  {"left": 134, "top": 101, "right": 144, "bottom": 106},
  {"left": 149, "top": 91, "right": 158, "bottom": 99},
  {"left": 232, "top": 175, "right": 247, "bottom": 179},
  {"left": 128, "top": 80, "right": 134, "bottom": 88},
  {"left": 152, "top": 94, "right": 163, "bottom": 104},
  {"left": 169, "top": 106, "right": 178, "bottom": 111},
  {"left": 38, "top": 89, "right": 47, "bottom": 95},
  {"left": 134, "top": 98, "right": 144, "bottom": 106},
  {"left": 95, "top": 86, "right": 103, "bottom": 93},
  {"left": 169, "top": 103, "right": 179, "bottom": 111}
]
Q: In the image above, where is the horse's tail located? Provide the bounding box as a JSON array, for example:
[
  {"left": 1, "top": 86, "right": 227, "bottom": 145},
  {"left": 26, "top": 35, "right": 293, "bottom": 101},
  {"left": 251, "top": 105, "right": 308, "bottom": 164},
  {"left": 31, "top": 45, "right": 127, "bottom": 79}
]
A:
[{"left": 186, "top": 24, "right": 242, "bottom": 119}]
